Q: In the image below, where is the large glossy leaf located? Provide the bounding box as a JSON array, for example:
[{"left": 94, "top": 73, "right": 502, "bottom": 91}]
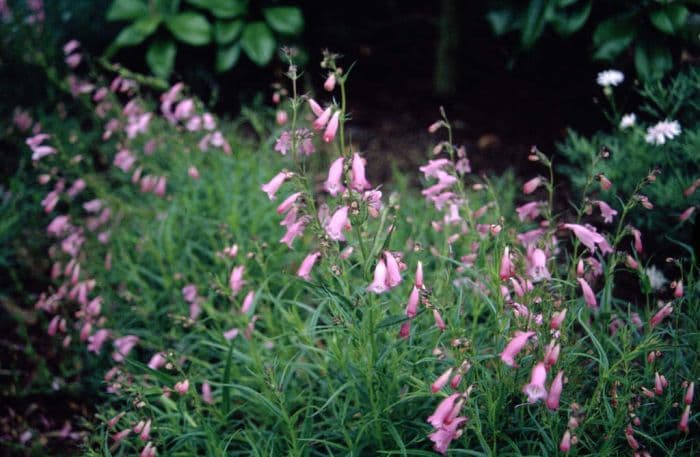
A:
[
  {"left": 146, "top": 39, "right": 177, "bottom": 79},
  {"left": 635, "top": 41, "right": 672, "bottom": 81},
  {"left": 185, "top": 0, "right": 247, "bottom": 18},
  {"left": 241, "top": 22, "right": 275, "bottom": 66},
  {"left": 166, "top": 12, "right": 212, "bottom": 46},
  {"left": 552, "top": 0, "right": 591, "bottom": 36},
  {"left": 107, "top": 0, "right": 148, "bottom": 21},
  {"left": 649, "top": 4, "right": 689, "bottom": 35},
  {"left": 215, "top": 43, "right": 241, "bottom": 72},
  {"left": 521, "top": 0, "right": 551, "bottom": 48},
  {"left": 263, "top": 6, "right": 304, "bottom": 35},
  {"left": 214, "top": 19, "right": 243, "bottom": 44},
  {"left": 114, "top": 16, "right": 161, "bottom": 47},
  {"left": 592, "top": 18, "right": 636, "bottom": 60}
]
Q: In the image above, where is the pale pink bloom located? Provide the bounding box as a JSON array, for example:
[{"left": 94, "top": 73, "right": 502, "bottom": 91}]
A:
[
  {"left": 431, "top": 367, "right": 454, "bottom": 393},
  {"left": 350, "top": 153, "right": 371, "bottom": 191},
  {"left": 30, "top": 144, "right": 57, "bottom": 161},
  {"left": 650, "top": 303, "right": 673, "bottom": 327},
  {"left": 516, "top": 201, "right": 541, "bottom": 221},
  {"left": 340, "top": 246, "right": 354, "bottom": 259},
  {"left": 594, "top": 200, "right": 618, "bottom": 223},
  {"left": 630, "top": 227, "right": 643, "bottom": 253},
  {"left": 563, "top": 223, "right": 613, "bottom": 254},
  {"left": 517, "top": 228, "right": 545, "bottom": 247},
  {"left": 41, "top": 191, "right": 59, "bottom": 213},
  {"left": 500, "top": 331, "right": 535, "bottom": 367},
  {"left": 363, "top": 189, "right": 383, "bottom": 217},
  {"left": 674, "top": 280, "right": 684, "bottom": 298},
  {"left": 625, "top": 425, "right": 639, "bottom": 450},
  {"left": 559, "top": 430, "right": 571, "bottom": 452},
  {"left": 415, "top": 262, "right": 424, "bottom": 289},
  {"left": 113, "top": 149, "right": 136, "bottom": 172},
  {"left": 405, "top": 286, "right": 419, "bottom": 318},
  {"left": 139, "top": 419, "right": 152, "bottom": 440},
  {"left": 187, "top": 165, "right": 200, "bottom": 180},
  {"left": 202, "top": 113, "right": 216, "bottom": 130},
  {"left": 527, "top": 248, "right": 550, "bottom": 282},
  {"left": 83, "top": 199, "right": 102, "bottom": 213},
  {"left": 125, "top": 113, "right": 152, "bottom": 139},
  {"left": 87, "top": 296, "right": 102, "bottom": 316},
  {"left": 47, "top": 315, "right": 61, "bottom": 336},
  {"left": 523, "top": 176, "right": 542, "bottom": 194},
  {"left": 276, "top": 110, "right": 288, "bottom": 125},
  {"left": 47, "top": 215, "right": 71, "bottom": 237},
  {"left": 297, "top": 251, "right": 321, "bottom": 280},
  {"left": 88, "top": 329, "right": 110, "bottom": 353},
  {"left": 429, "top": 416, "right": 467, "bottom": 455},
  {"left": 654, "top": 372, "right": 665, "bottom": 395},
  {"left": 323, "top": 111, "right": 340, "bottom": 143},
  {"left": 550, "top": 309, "right": 567, "bottom": 330},
  {"left": 428, "top": 121, "right": 442, "bottom": 133},
  {"left": 140, "top": 442, "right": 156, "bottom": 457},
  {"left": 277, "top": 192, "right": 302, "bottom": 215},
  {"left": 444, "top": 204, "right": 461, "bottom": 225},
  {"left": 113, "top": 429, "right": 131, "bottom": 443},
  {"left": 202, "top": 382, "right": 213, "bottom": 404},
  {"left": 174, "top": 379, "right": 190, "bottom": 395},
  {"left": 598, "top": 174, "right": 612, "bottom": 190},
  {"left": 324, "top": 73, "right": 336, "bottom": 91},
  {"left": 577, "top": 277, "right": 597, "bottom": 309},
  {"left": 325, "top": 206, "right": 350, "bottom": 241},
  {"left": 280, "top": 205, "right": 299, "bottom": 227},
  {"left": 261, "top": 171, "right": 292, "bottom": 200},
  {"left": 499, "top": 246, "right": 515, "bottom": 280},
  {"left": 275, "top": 131, "right": 291, "bottom": 155},
  {"left": 308, "top": 98, "right": 324, "bottom": 117},
  {"left": 148, "top": 352, "right": 167, "bottom": 370},
  {"left": 132, "top": 166, "right": 143, "bottom": 184},
  {"left": 224, "top": 327, "right": 239, "bottom": 340},
  {"left": 63, "top": 39, "right": 80, "bottom": 55},
  {"left": 229, "top": 266, "right": 246, "bottom": 295},
  {"left": 420, "top": 159, "right": 451, "bottom": 178},
  {"left": 108, "top": 412, "right": 125, "bottom": 428},
  {"left": 93, "top": 87, "right": 108, "bottom": 102},
  {"left": 241, "top": 290, "right": 255, "bottom": 313},
  {"left": 625, "top": 255, "right": 639, "bottom": 270},
  {"left": 398, "top": 321, "right": 411, "bottom": 339},
  {"left": 544, "top": 341, "right": 561, "bottom": 368},
  {"left": 685, "top": 382, "right": 694, "bottom": 405},
  {"left": 189, "top": 300, "right": 202, "bottom": 321},
  {"left": 427, "top": 393, "right": 460, "bottom": 428},
  {"left": 433, "top": 309, "right": 446, "bottom": 331},
  {"left": 223, "top": 244, "right": 238, "bottom": 258},
  {"left": 546, "top": 370, "right": 564, "bottom": 410},
  {"left": 384, "top": 251, "right": 402, "bottom": 288},
  {"left": 312, "top": 107, "right": 332, "bottom": 130},
  {"left": 174, "top": 99, "right": 195, "bottom": 120},
  {"left": 367, "top": 259, "right": 388, "bottom": 293},
  {"left": 281, "top": 216, "right": 310, "bottom": 247},
  {"left": 324, "top": 157, "right": 346, "bottom": 196},
  {"left": 456, "top": 157, "right": 471, "bottom": 174},
  {"left": 112, "top": 335, "right": 139, "bottom": 362},
  {"left": 680, "top": 206, "right": 695, "bottom": 222},
  {"left": 523, "top": 362, "right": 548, "bottom": 403},
  {"left": 154, "top": 176, "right": 167, "bottom": 197},
  {"left": 679, "top": 405, "right": 690, "bottom": 433},
  {"left": 65, "top": 53, "right": 82, "bottom": 68}
]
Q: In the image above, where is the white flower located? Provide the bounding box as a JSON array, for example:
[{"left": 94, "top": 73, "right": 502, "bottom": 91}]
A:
[
  {"left": 645, "top": 119, "right": 681, "bottom": 145},
  {"left": 597, "top": 70, "right": 624, "bottom": 87},
  {"left": 644, "top": 265, "right": 667, "bottom": 291},
  {"left": 619, "top": 113, "right": 636, "bottom": 129}
]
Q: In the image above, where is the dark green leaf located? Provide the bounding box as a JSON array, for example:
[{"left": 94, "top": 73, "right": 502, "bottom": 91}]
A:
[
  {"left": 154, "top": 0, "right": 180, "bottom": 15},
  {"left": 214, "top": 19, "right": 243, "bottom": 44},
  {"left": 649, "top": 5, "right": 689, "bottom": 35},
  {"left": 552, "top": 0, "right": 591, "bottom": 35},
  {"left": 166, "top": 12, "right": 212, "bottom": 46},
  {"left": 107, "top": 0, "right": 148, "bottom": 21},
  {"left": 634, "top": 41, "right": 672, "bottom": 81},
  {"left": 263, "top": 6, "right": 304, "bottom": 35},
  {"left": 113, "top": 16, "right": 161, "bottom": 47},
  {"left": 486, "top": 9, "right": 515, "bottom": 35},
  {"left": 146, "top": 39, "right": 177, "bottom": 79},
  {"left": 185, "top": 0, "right": 247, "bottom": 18},
  {"left": 241, "top": 22, "right": 276, "bottom": 66},
  {"left": 592, "top": 18, "right": 636, "bottom": 60},
  {"left": 521, "top": 0, "right": 550, "bottom": 48},
  {"left": 215, "top": 43, "right": 241, "bottom": 72}
]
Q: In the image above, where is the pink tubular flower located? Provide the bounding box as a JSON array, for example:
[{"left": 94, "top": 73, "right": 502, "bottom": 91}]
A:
[
  {"left": 649, "top": 303, "right": 673, "bottom": 327},
  {"left": 630, "top": 227, "right": 643, "bottom": 253},
  {"left": 546, "top": 370, "right": 564, "bottom": 410},
  {"left": 174, "top": 379, "right": 190, "bottom": 395},
  {"left": 325, "top": 206, "right": 350, "bottom": 241},
  {"left": 323, "top": 111, "right": 340, "bottom": 143},
  {"left": 367, "top": 259, "right": 388, "bottom": 293},
  {"left": 523, "top": 176, "right": 542, "bottom": 194},
  {"left": 405, "top": 286, "right": 419, "bottom": 318},
  {"left": 148, "top": 352, "right": 166, "bottom": 370},
  {"left": 427, "top": 393, "right": 460, "bottom": 429},
  {"left": 277, "top": 192, "right": 302, "bottom": 215},
  {"left": 499, "top": 246, "right": 515, "bottom": 280},
  {"left": 560, "top": 430, "right": 571, "bottom": 452},
  {"left": 202, "top": 382, "right": 213, "bottom": 404},
  {"left": 112, "top": 335, "right": 139, "bottom": 362},
  {"left": 229, "top": 265, "right": 246, "bottom": 295},
  {"left": 384, "top": 251, "right": 402, "bottom": 288},
  {"left": 577, "top": 277, "right": 597, "bottom": 309},
  {"left": 140, "top": 442, "right": 156, "bottom": 457},
  {"left": 594, "top": 200, "right": 618, "bottom": 223},
  {"left": 308, "top": 98, "right": 324, "bottom": 117},
  {"left": 312, "top": 107, "right": 332, "bottom": 130},
  {"left": 297, "top": 251, "right": 321, "bottom": 281},
  {"left": 398, "top": 321, "right": 411, "bottom": 339},
  {"left": 350, "top": 153, "right": 371, "bottom": 191},
  {"left": 224, "top": 327, "right": 239, "bottom": 340},
  {"left": 154, "top": 176, "right": 167, "bottom": 197},
  {"left": 654, "top": 372, "right": 664, "bottom": 395},
  {"left": 280, "top": 216, "right": 309, "bottom": 247},
  {"left": 324, "top": 73, "right": 337, "bottom": 91},
  {"left": 550, "top": 309, "right": 567, "bottom": 330},
  {"left": 685, "top": 382, "right": 695, "bottom": 405},
  {"left": 324, "top": 157, "right": 346, "bottom": 196},
  {"left": 679, "top": 206, "right": 695, "bottom": 222},
  {"left": 527, "top": 248, "right": 550, "bottom": 282},
  {"left": 431, "top": 367, "right": 454, "bottom": 393},
  {"left": 516, "top": 201, "right": 541, "bottom": 221},
  {"left": 429, "top": 416, "right": 467, "bottom": 455},
  {"left": 674, "top": 280, "right": 683, "bottom": 298},
  {"left": 544, "top": 341, "right": 561, "bottom": 368},
  {"left": 188, "top": 166, "right": 200, "bottom": 179},
  {"left": 563, "top": 223, "right": 613, "bottom": 255},
  {"left": 415, "top": 261, "right": 424, "bottom": 289},
  {"left": 500, "top": 331, "right": 535, "bottom": 367},
  {"left": 261, "top": 171, "right": 292, "bottom": 200},
  {"left": 433, "top": 309, "right": 446, "bottom": 331},
  {"left": 87, "top": 329, "right": 110, "bottom": 354},
  {"left": 241, "top": 290, "right": 255, "bottom": 313},
  {"left": 679, "top": 405, "right": 690, "bottom": 433},
  {"left": 139, "top": 419, "right": 152, "bottom": 440},
  {"left": 420, "top": 159, "right": 451, "bottom": 178},
  {"left": 523, "top": 362, "right": 548, "bottom": 403}
]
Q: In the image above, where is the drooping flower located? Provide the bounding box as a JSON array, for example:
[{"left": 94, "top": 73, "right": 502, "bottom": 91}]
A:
[
  {"left": 367, "top": 259, "right": 388, "bottom": 294},
  {"left": 112, "top": 335, "right": 139, "bottom": 362},
  {"left": 405, "top": 286, "right": 419, "bottom": 318},
  {"left": 384, "top": 251, "right": 402, "bottom": 288},
  {"left": 577, "top": 277, "right": 597, "bottom": 309},
  {"left": 527, "top": 248, "right": 550, "bottom": 282},
  {"left": 597, "top": 69, "right": 624, "bottom": 87},
  {"left": 523, "top": 362, "right": 548, "bottom": 403},
  {"left": 679, "top": 405, "right": 690, "bottom": 433},
  {"left": 559, "top": 430, "right": 571, "bottom": 452},
  {"left": 324, "top": 157, "right": 346, "bottom": 196},
  {"left": 645, "top": 120, "right": 681, "bottom": 145},
  {"left": 241, "top": 290, "right": 255, "bottom": 313},
  {"left": 313, "top": 107, "right": 332, "bottom": 130},
  {"left": 280, "top": 216, "right": 309, "bottom": 247},
  {"left": 546, "top": 370, "right": 564, "bottom": 410},
  {"left": 516, "top": 201, "right": 542, "bottom": 221},
  {"left": 550, "top": 309, "right": 567, "bottom": 330},
  {"left": 229, "top": 265, "right": 246, "bottom": 295},
  {"left": 261, "top": 171, "right": 292, "bottom": 200},
  {"left": 649, "top": 303, "right": 673, "bottom": 327},
  {"left": 277, "top": 192, "right": 302, "bottom": 215},
  {"left": 433, "top": 309, "right": 446, "bottom": 331},
  {"left": 523, "top": 176, "right": 542, "bottom": 195},
  {"left": 500, "top": 331, "right": 535, "bottom": 367},
  {"left": 324, "top": 73, "right": 336, "bottom": 91},
  {"left": 323, "top": 111, "right": 340, "bottom": 143},
  {"left": 593, "top": 200, "right": 618, "bottom": 223},
  {"left": 563, "top": 223, "right": 613, "bottom": 254},
  {"left": 429, "top": 416, "right": 467, "bottom": 455},
  {"left": 325, "top": 206, "right": 350, "bottom": 241},
  {"left": 350, "top": 153, "right": 371, "bottom": 191},
  {"left": 174, "top": 379, "right": 190, "bottom": 395},
  {"left": 499, "top": 246, "right": 515, "bottom": 280},
  {"left": 297, "top": 251, "right": 321, "bottom": 281},
  {"left": 431, "top": 367, "right": 454, "bottom": 393}
]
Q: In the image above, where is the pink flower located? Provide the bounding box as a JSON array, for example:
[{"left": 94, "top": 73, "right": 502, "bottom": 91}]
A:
[
  {"left": 384, "top": 251, "right": 402, "bottom": 288},
  {"left": 297, "top": 251, "right": 321, "bottom": 280},
  {"left": 112, "top": 335, "right": 139, "bottom": 362},
  {"left": 550, "top": 309, "right": 567, "bottom": 330},
  {"left": 154, "top": 176, "right": 167, "bottom": 197},
  {"left": 563, "top": 223, "right": 613, "bottom": 255},
  {"left": 649, "top": 303, "right": 673, "bottom": 327},
  {"left": 594, "top": 200, "right": 618, "bottom": 223},
  {"left": 174, "top": 99, "right": 194, "bottom": 120},
  {"left": 499, "top": 246, "right": 515, "bottom": 280},
  {"left": 229, "top": 265, "right": 246, "bottom": 295},
  {"left": 429, "top": 416, "right": 467, "bottom": 455},
  {"left": 559, "top": 430, "right": 571, "bottom": 452},
  {"left": 527, "top": 248, "right": 550, "bottom": 282},
  {"left": 140, "top": 442, "right": 156, "bottom": 457},
  {"left": 325, "top": 206, "right": 350, "bottom": 241},
  {"left": 523, "top": 362, "right": 548, "bottom": 403},
  {"left": 148, "top": 352, "right": 166, "bottom": 370},
  {"left": 367, "top": 259, "right": 388, "bottom": 294},
  {"left": 277, "top": 192, "right": 302, "bottom": 215},
  {"left": 363, "top": 189, "right": 383, "bottom": 217},
  {"left": 654, "top": 372, "right": 665, "bottom": 395},
  {"left": 87, "top": 329, "right": 110, "bottom": 353},
  {"left": 323, "top": 111, "right": 340, "bottom": 143},
  {"left": 324, "top": 73, "right": 336, "bottom": 91},
  {"left": 174, "top": 379, "right": 190, "bottom": 395},
  {"left": 431, "top": 367, "right": 454, "bottom": 393},
  {"left": 139, "top": 419, "right": 152, "bottom": 440},
  {"left": 350, "top": 153, "right": 371, "bottom": 191},
  {"left": 308, "top": 99, "right": 324, "bottom": 117},
  {"left": 188, "top": 166, "right": 200, "bottom": 179},
  {"left": 516, "top": 201, "right": 541, "bottom": 221},
  {"left": 544, "top": 341, "right": 561, "bottom": 368},
  {"left": 224, "top": 327, "right": 239, "bottom": 340},
  {"left": 427, "top": 393, "right": 460, "bottom": 428},
  {"left": 420, "top": 159, "right": 451, "bottom": 178},
  {"left": 433, "top": 309, "right": 446, "bottom": 331},
  {"left": 679, "top": 405, "right": 690, "bottom": 433},
  {"left": 63, "top": 39, "right": 80, "bottom": 55},
  {"left": 685, "top": 382, "right": 695, "bottom": 405},
  {"left": 674, "top": 280, "right": 684, "bottom": 298},
  {"left": 546, "top": 370, "right": 564, "bottom": 410},
  {"left": 241, "top": 290, "right": 255, "bottom": 313},
  {"left": 599, "top": 174, "right": 612, "bottom": 190},
  {"left": 577, "top": 277, "right": 597, "bottom": 309},
  {"left": 261, "top": 171, "right": 292, "bottom": 200},
  {"left": 324, "top": 157, "right": 346, "bottom": 196},
  {"left": 312, "top": 107, "right": 332, "bottom": 130},
  {"left": 523, "top": 176, "right": 542, "bottom": 194},
  {"left": 405, "top": 286, "right": 419, "bottom": 318},
  {"left": 202, "top": 382, "right": 213, "bottom": 404},
  {"left": 398, "top": 321, "right": 411, "bottom": 339},
  {"left": 113, "top": 149, "right": 136, "bottom": 172},
  {"left": 680, "top": 206, "right": 696, "bottom": 222},
  {"left": 415, "top": 261, "right": 424, "bottom": 289},
  {"left": 630, "top": 227, "right": 643, "bottom": 253},
  {"left": 276, "top": 110, "right": 288, "bottom": 125},
  {"left": 500, "top": 331, "right": 535, "bottom": 367}
]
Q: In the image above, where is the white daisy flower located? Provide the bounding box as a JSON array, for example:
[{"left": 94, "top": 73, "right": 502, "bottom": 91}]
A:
[
  {"left": 597, "top": 70, "right": 624, "bottom": 87},
  {"left": 644, "top": 265, "right": 668, "bottom": 291},
  {"left": 645, "top": 120, "right": 681, "bottom": 145},
  {"left": 619, "top": 113, "right": 636, "bottom": 129}
]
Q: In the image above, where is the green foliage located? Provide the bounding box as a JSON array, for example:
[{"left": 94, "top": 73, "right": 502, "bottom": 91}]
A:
[
  {"left": 486, "top": 0, "right": 700, "bottom": 81},
  {"left": 105, "top": 0, "right": 304, "bottom": 78}
]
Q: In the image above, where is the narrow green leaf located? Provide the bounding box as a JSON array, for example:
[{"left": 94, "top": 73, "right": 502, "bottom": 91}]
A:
[
  {"left": 241, "top": 22, "right": 276, "bottom": 66},
  {"left": 107, "top": 0, "right": 148, "bottom": 21},
  {"left": 146, "top": 39, "right": 177, "bottom": 79},
  {"left": 166, "top": 12, "right": 212, "bottom": 46},
  {"left": 263, "top": 6, "right": 304, "bottom": 35},
  {"left": 215, "top": 43, "right": 241, "bottom": 72}
]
